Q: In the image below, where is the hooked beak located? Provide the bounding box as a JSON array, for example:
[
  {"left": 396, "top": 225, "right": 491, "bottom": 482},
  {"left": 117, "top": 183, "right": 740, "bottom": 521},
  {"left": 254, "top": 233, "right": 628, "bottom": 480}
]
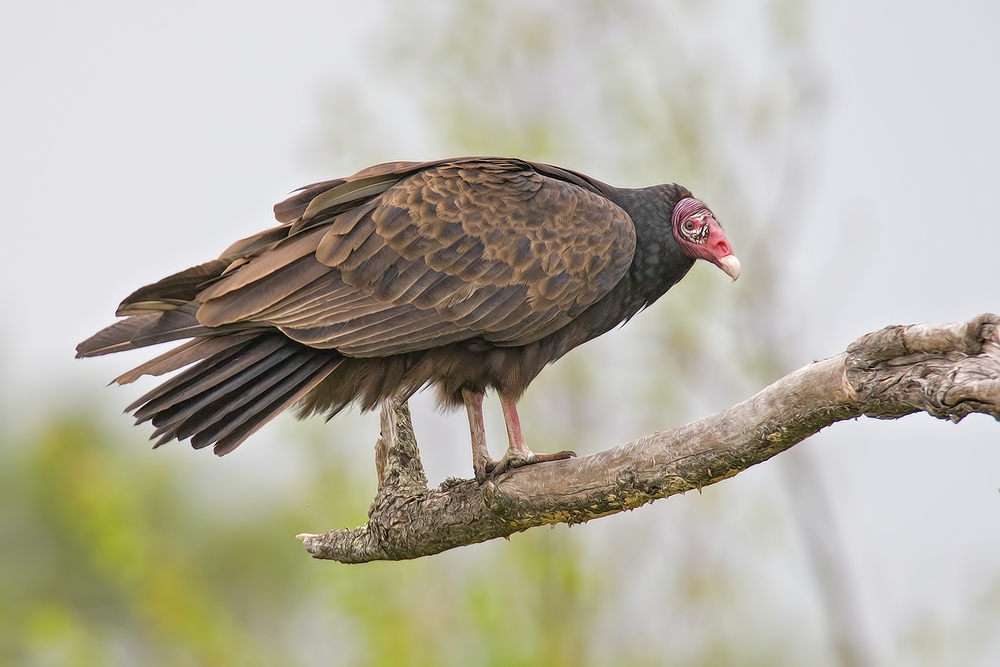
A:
[
  {"left": 672, "top": 198, "right": 741, "bottom": 282},
  {"left": 703, "top": 219, "right": 740, "bottom": 282},
  {"left": 716, "top": 254, "right": 741, "bottom": 282}
]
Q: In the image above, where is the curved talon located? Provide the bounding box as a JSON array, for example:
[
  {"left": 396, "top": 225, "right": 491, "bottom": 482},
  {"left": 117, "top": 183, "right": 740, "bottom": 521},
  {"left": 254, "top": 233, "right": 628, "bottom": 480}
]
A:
[
  {"left": 488, "top": 449, "right": 577, "bottom": 480},
  {"left": 528, "top": 449, "right": 577, "bottom": 464}
]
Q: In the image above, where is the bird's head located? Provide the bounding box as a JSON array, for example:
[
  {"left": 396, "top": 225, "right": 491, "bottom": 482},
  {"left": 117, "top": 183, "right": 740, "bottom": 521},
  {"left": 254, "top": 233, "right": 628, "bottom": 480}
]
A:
[{"left": 671, "top": 198, "right": 741, "bottom": 281}]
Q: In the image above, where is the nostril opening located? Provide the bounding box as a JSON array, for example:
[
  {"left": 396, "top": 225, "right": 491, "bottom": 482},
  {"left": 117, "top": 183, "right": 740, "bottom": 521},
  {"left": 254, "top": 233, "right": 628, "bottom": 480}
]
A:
[{"left": 713, "top": 240, "right": 733, "bottom": 256}]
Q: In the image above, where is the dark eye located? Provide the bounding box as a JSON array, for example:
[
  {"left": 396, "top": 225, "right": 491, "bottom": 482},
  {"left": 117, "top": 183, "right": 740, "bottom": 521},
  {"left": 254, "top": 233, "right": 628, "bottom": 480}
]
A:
[{"left": 683, "top": 219, "right": 697, "bottom": 232}]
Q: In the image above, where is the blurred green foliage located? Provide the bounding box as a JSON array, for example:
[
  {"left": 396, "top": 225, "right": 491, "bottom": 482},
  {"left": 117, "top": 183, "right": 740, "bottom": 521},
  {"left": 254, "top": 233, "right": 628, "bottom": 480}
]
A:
[
  {"left": 0, "top": 413, "right": 610, "bottom": 666},
  {"left": 4, "top": 408, "right": 814, "bottom": 667}
]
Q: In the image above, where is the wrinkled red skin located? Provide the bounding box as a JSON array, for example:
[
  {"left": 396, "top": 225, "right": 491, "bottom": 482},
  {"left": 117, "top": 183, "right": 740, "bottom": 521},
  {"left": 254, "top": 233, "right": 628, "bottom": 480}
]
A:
[{"left": 670, "top": 197, "right": 739, "bottom": 277}]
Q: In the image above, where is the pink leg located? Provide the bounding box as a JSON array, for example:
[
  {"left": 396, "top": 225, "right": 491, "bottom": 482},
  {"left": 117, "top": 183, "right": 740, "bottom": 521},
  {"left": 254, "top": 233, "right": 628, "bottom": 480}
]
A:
[
  {"left": 499, "top": 393, "right": 533, "bottom": 459},
  {"left": 462, "top": 389, "right": 492, "bottom": 483},
  {"left": 492, "top": 392, "right": 576, "bottom": 477}
]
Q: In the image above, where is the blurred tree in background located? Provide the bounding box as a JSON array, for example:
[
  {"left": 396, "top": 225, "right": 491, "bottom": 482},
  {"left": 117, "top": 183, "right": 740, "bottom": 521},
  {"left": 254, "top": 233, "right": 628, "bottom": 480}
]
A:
[{"left": 4, "top": 1, "right": 999, "bottom": 666}]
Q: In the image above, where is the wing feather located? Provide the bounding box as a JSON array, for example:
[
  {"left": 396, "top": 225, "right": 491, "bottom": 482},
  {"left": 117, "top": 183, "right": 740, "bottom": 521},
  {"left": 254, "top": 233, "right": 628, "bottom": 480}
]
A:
[
  {"left": 167, "top": 158, "right": 635, "bottom": 358},
  {"left": 197, "top": 225, "right": 329, "bottom": 302},
  {"left": 336, "top": 321, "right": 471, "bottom": 357},
  {"left": 196, "top": 256, "right": 332, "bottom": 327},
  {"left": 75, "top": 313, "right": 160, "bottom": 357},
  {"left": 117, "top": 260, "right": 230, "bottom": 315},
  {"left": 315, "top": 214, "right": 377, "bottom": 267}
]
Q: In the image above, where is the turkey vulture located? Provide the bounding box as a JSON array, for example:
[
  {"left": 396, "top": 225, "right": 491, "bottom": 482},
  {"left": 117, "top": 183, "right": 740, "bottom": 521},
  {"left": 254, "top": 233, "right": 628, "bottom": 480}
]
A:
[{"left": 77, "top": 157, "right": 740, "bottom": 481}]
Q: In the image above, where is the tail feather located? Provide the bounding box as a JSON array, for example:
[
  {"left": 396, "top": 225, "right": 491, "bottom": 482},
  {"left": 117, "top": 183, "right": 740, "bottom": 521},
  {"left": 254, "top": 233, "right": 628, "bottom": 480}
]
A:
[
  {"left": 148, "top": 355, "right": 301, "bottom": 445},
  {"left": 142, "top": 342, "right": 298, "bottom": 429},
  {"left": 114, "top": 335, "right": 257, "bottom": 385},
  {"left": 118, "top": 332, "right": 341, "bottom": 455},
  {"left": 131, "top": 336, "right": 288, "bottom": 421},
  {"left": 149, "top": 355, "right": 309, "bottom": 444},
  {"left": 192, "top": 355, "right": 340, "bottom": 455},
  {"left": 82, "top": 307, "right": 414, "bottom": 456},
  {"left": 125, "top": 338, "right": 252, "bottom": 415}
]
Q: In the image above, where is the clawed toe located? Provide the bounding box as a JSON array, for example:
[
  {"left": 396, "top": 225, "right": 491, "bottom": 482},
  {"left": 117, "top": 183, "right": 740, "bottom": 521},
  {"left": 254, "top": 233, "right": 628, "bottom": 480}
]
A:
[
  {"left": 483, "top": 449, "right": 577, "bottom": 481},
  {"left": 530, "top": 449, "right": 576, "bottom": 464},
  {"left": 467, "top": 389, "right": 578, "bottom": 484}
]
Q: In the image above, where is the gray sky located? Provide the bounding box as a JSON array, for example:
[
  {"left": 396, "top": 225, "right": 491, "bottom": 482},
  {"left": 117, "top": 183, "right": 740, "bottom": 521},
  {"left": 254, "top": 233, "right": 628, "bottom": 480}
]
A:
[
  {"left": 2, "top": 0, "right": 999, "bottom": 662},
  {"left": 806, "top": 3, "right": 1000, "bottom": 656}
]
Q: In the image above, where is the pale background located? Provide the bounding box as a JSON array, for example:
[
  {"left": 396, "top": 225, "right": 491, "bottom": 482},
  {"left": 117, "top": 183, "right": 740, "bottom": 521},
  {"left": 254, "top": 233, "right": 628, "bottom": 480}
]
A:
[{"left": 1, "top": 1, "right": 998, "bottom": 665}]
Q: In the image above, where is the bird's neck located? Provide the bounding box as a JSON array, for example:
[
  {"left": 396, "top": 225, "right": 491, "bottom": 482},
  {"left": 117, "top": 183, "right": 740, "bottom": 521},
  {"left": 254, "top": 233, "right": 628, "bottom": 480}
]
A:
[{"left": 611, "top": 185, "right": 696, "bottom": 310}]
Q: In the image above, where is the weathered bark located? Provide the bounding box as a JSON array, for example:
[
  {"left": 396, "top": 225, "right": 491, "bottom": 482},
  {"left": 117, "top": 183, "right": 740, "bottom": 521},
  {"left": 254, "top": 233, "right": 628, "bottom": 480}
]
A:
[{"left": 297, "top": 314, "right": 1000, "bottom": 563}]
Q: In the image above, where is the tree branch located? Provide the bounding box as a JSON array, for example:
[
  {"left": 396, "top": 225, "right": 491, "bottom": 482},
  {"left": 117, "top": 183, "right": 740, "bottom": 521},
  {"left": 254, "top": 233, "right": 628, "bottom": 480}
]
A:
[{"left": 297, "top": 314, "right": 1000, "bottom": 563}]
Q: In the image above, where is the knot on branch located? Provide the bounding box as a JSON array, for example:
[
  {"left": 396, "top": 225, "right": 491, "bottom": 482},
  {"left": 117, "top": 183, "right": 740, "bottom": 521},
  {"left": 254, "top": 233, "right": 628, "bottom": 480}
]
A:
[
  {"left": 373, "top": 395, "right": 427, "bottom": 496},
  {"left": 846, "top": 313, "right": 1000, "bottom": 421}
]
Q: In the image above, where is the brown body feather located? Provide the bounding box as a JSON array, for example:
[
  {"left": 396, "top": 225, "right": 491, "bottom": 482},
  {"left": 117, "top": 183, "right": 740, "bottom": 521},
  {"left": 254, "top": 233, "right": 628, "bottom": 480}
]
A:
[{"left": 78, "top": 157, "right": 697, "bottom": 455}]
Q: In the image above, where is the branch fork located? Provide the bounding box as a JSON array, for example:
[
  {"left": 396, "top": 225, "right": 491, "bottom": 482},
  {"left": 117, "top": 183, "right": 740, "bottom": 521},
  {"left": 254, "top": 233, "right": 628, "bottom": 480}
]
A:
[{"left": 297, "top": 314, "right": 1000, "bottom": 563}]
